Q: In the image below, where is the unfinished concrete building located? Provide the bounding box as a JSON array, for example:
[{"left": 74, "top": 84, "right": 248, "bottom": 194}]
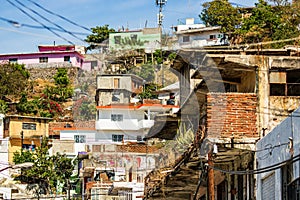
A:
[{"left": 143, "top": 48, "right": 300, "bottom": 199}]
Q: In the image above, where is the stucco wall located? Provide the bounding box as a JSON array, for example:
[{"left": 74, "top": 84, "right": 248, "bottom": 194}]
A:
[{"left": 0, "top": 52, "right": 83, "bottom": 68}]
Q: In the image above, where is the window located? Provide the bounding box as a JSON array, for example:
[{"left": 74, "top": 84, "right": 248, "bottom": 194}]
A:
[
  {"left": 39, "top": 57, "right": 48, "bottom": 63},
  {"left": 183, "top": 36, "right": 190, "bottom": 42},
  {"left": 111, "top": 114, "right": 123, "bottom": 121},
  {"left": 210, "top": 35, "right": 216, "bottom": 40},
  {"left": 9, "top": 58, "right": 18, "bottom": 64},
  {"left": 22, "top": 123, "right": 36, "bottom": 130},
  {"left": 74, "top": 135, "right": 86, "bottom": 143},
  {"left": 137, "top": 136, "right": 142, "bottom": 141},
  {"left": 114, "top": 36, "right": 121, "bottom": 44},
  {"left": 112, "top": 134, "right": 124, "bottom": 142},
  {"left": 114, "top": 78, "right": 120, "bottom": 89},
  {"left": 270, "top": 70, "right": 300, "bottom": 96},
  {"left": 112, "top": 93, "right": 120, "bottom": 102},
  {"left": 91, "top": 61, "right": 97, "bottom": 70},
  {"left": 130, "top": 34, "right": 137, "bottom": 42},
  {"left": 22, "top": 144, "right": 35, "bottom": 151},
  {"left": 64, "top": 56, "right": 70, "bottom": 62}
]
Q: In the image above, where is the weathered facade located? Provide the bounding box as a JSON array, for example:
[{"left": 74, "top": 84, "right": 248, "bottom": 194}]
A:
[
  {"left": 256, "top": 107, "right": 300, "bottom": 200},
  {"left": 144, "top": 48, "right": 300, "bottom": 199},
  {"left": 0, "top": 115, "right": 51, "bottom": 163}
]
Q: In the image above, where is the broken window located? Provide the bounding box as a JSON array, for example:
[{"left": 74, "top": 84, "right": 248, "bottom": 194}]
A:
[{"left": 270, "top": 70, "right": 300, "bottom": 96}]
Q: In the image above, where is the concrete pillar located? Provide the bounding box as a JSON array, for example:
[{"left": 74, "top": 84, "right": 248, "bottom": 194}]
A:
[{"left": 180, "top": 63, "right": 190, "bottom": 106}]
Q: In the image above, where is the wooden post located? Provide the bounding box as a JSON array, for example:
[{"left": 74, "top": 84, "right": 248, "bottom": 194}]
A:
[{"left": 208, "top": 152, "right": 215, "bottom": 200}]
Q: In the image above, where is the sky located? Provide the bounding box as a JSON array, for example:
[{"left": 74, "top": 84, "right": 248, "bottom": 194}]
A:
[{"left": 0, "top": 0, "right": 258, "bottom": 54}]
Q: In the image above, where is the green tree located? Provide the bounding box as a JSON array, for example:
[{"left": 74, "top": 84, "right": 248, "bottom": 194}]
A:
[
  {"left": 139, "top": 83, "right": 160, "bottom": 99},
  {"left": 240, "top": 0, "right": 300, "bottom": 47},
  {"left": 0, "top": 100, "right": 8, "bottom": 114},
  {"left": 85, "top": 25, "right": 115, "bottom": 50},
  {"left": 13, "top": 138, "right": 74, "bottom": 199},
  {"left": 130, "top": 64, "right": 155, "bottom": 83},
  {"left": 16, "top": 93, "right": 39, "bottom": 115},
  {"left": 200, "top": 0, "right": 241, "bottom": 36},
  {"left": 43, "top": 68, "right": 73, "bottom": 102},
  {"left": 0, "top": 63, "right": 30, "bottom": 100},
  {"left": 240, "top": 0, "right": 281, "bottom": 44},
  {"left": 73, "top": 96, "right": 96, "bottom": 121}
]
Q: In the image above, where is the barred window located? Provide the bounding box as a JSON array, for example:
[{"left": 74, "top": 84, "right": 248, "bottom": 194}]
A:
[{"left": 22, "top": 123, "right": 36, "bottom": 130}]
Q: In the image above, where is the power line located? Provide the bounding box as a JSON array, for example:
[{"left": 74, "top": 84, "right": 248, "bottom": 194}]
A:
[
  {"left": 5, "top": 0, "right": 73, "bottom": 44},
  {"left": 0, "top": 26, "right": 65, "bottom": 40},
  {"left": 12, "top": 0, "right": 85, "bottom": 43},
  {"left": 209, "top": 153, "right": 300, "bottom": 175},
  {"left": 25, "top": 0, "right": 91, "bottom": 32},
  {"left": 0, "top": 16, "right": 89, "bottom": 36}
]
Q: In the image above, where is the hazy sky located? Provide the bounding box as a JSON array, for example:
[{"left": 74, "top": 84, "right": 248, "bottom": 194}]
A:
[{"left": 0, "top": 0, "right": 258, "bottom": 54}]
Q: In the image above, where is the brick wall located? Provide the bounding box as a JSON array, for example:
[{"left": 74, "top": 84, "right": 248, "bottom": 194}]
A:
[{"left": 206, "top": 93, "right": 258, "bottom": 138}]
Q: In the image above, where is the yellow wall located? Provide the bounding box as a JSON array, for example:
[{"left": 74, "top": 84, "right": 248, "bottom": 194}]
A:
[{"left": 7, "top": 116, "right": 51, "bottom": 163}]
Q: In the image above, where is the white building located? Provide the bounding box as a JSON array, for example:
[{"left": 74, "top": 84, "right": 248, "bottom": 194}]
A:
[{"left": 172, "top": 18, "right": 229, "bottom": 49}]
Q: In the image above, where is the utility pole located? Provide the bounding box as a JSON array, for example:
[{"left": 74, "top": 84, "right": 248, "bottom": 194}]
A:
[
  {"left": 207, "top": 152, "right": 215, "bottom": 200},
  {"left": 155, "top": 0, "right": 167, "bottom": 27},
  {"left": 20, "top": 131, "right": 24, "bottom": 151},
  {"left": 155, "top": 0, "right": 167, "bottom": 86}
]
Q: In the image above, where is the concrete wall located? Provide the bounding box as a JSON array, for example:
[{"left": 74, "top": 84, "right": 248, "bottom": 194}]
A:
[
  {"left": 109, "top": 28, "right": 161, "bottom": 51},
  {"left": 177, "top": 29, "right": 226, "bottom": 48},
  {"left": 6, "top": 116, "right": 50, "bottom": 163},
  {"left": 256, "top": 107, "right": 300, "bottom": 200},
  {"left": 0, "top": 52, "right": 83, "bottom": 68},
  {"left": 238, "top": 71, "right": 256, "bottom": 93},
  {"left": 60, "top": 129, "right": 144, "bottom": 145},
  {"left": 0, "top": 139, "right": 9, "bottom": 178}
]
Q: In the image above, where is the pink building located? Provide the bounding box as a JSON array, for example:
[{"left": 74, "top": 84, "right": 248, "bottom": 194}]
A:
[{"left": 0, "top": 45, "right": 86, "bottom": 68}]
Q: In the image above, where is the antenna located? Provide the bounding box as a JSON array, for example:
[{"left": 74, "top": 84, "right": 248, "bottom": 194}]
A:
[{"left": 155, "top": 0, "right": 167, "bottom": 27}]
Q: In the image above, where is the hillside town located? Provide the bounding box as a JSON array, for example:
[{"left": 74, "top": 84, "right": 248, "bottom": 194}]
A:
[{"left": 1, "top": 0, "right": 300, "bottom": 200}]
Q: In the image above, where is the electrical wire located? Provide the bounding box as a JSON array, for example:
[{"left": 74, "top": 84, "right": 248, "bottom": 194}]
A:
[
  {"left": 24, "top": 0, "right": 91, "bottom": 32},
  {"left": 0, "top": 16, "right": 89, "bottom": 36},
  {"left": 0, "top": 26, "right": 64, "bottom": 40},
  {"left": 208, "top": 153, "right": 300, "bottom": 175},
  {"left": 5, "top": 0, "right": 73, "bottom": 44},
  {"left": 12, "top": 0, "right": 85, "bottom": 44}
]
